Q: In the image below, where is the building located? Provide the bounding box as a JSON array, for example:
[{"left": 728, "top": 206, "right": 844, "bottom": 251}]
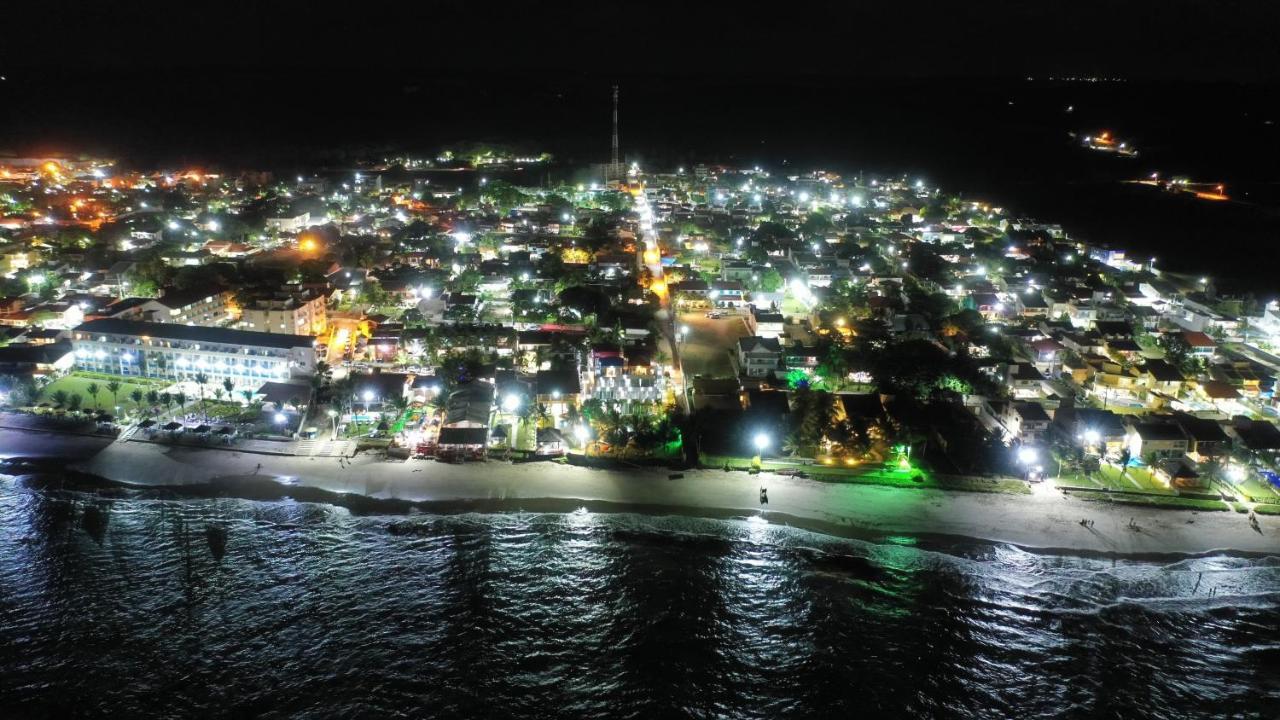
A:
[
  {"left": 737, "top": 336, "right": 782, "bottom": 378},
  {"left": 238, "top": 288, "right": 328, "bottom": 336},
  {"left": 437, "top": 381, "right": 495, "bottom": 456},
  {"left": 70, "top": 319, "right": 317, "bottom": 389},
  {"left": 1004, "top": 402, "right": 1052, "bottom": 443},
  {"left": 265, "top": 210, "right": 312, "bottom": 233},
  {"left": 111, "top": 286, "right": 236, "bottom": 327},
  {"left": 746, "top": 307, "right": 785, "bottom": 338},
  {"left": 0, "top": 341, "right": 74, "bottom": 377},
  {"left": 1127, "top": 422, "right": 1188, "bottom": 462}
]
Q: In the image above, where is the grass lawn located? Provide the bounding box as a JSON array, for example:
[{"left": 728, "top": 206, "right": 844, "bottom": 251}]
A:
[
  {"left": 36, "top": 373, "right": 164, "bottom": 412},
  {"left": 1095, "top": 463, "right": 1171, "bottom": 494},
  {"left": 701, "top": 454, "right": 1029, "bottom": 495},
  {"left": 1066, "top": 490, "right": 1234, "bottom": 512}
]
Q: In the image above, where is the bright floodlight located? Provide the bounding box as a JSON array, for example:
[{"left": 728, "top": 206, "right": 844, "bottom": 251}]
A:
[
  {"left": 273, "top": 413, "right": 287, "bottom": 424},
  {"left": 502, "top": 394, "right": 520, "bottom": 412},
  {"left": 362, "top": 390, "right": 374, "bottom": 402},
  {"left": 326, "top": 409, "right": 338, "bottom": 417},
  {"left": 1083, "top": 429, "right": 1101, "bottom": 445},
  {"left": 1227, "top": 465, "right": 1245, "bottom": 483},
  {"left": 1017, "top": 447, "right": 1037, "bottom": 465},
  {"left": 753, "top": 433, "right": 770, "bottom": 452},
  {"left": 574, "top": 425, "right": 590, "bottom": 443}
]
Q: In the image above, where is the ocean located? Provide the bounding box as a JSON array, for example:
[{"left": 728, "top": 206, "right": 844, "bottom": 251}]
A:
[{"left": 2, "top": 473, "right": 1278, "bottom": 718}]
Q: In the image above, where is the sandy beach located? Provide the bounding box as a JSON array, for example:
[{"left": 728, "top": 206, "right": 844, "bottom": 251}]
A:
[{"left": 0, "top": 427, "right": 1250, "bottom": 557}]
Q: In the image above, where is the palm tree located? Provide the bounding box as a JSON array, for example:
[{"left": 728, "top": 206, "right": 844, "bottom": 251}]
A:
[
  {"left": 52, "top": 389, "right": 69, "bottom": 409},
  {"left": 161, "top": 392, "right": 174, "bottom": 415},
  {"left": 782, "top": 432, "right": 801, "bottom": 458},
  {"left": 175, "top": 390, "right": 188, "bottom": 412},
  {"left": 106, "top": 380, "right": 121, "bottom": 413},
  {"left": 222, "top": 378, "right": 235, "bottom": 397},
  {"left": 130, "top": 389, "right": 144, "bottom": 414},
  {"left": 241, "top": 388, "right": 254, "bottom": 405},
  {"left": 146, "top": 389, "right": 160, "bottom": 408},
  {"left": 86, "top": 382, "right": 101, "bottom": 410},
  {"left": 67, "top": 393, "right": 83, "bottom": 413},
  {"left": 386, "top": 394, "right": 409, "bottom": 419},
  {"left": 193, "top": 372, "right": 209, "bottom": 418}
]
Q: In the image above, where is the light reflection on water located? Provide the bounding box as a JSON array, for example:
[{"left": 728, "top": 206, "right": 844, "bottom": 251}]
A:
[{"left": 1, "top": 475, "right": 1278, "bottom": 718}]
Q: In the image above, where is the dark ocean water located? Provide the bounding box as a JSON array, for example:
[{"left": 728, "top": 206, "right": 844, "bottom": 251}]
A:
[{"left": 2, "top": 474, "right": 1279, "bottom": 719}]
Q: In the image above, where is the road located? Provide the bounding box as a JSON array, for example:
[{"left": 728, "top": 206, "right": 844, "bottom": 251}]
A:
[{"left": 633, "top": 192, "right": 687, "bottom": 413}]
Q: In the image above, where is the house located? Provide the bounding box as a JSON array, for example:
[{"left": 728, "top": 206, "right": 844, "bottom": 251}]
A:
[
  {"left": 737, "top": 336, "right": 782, "bottom": 378},
  {"left": 1027, "top": 337, "right": 1064, "bottom": 375},
  {"left": 1062, "top": 407, "right": 1127, "bottom": 458},
  {"left": 535, "top": 368, "right": 582, "bottom": 422},
  {"left": 1127, "top": 422, "right": 1188, "bottom": 462},
  {"left": 745, "top": 308, "right": 785, "bottom": 339},
  {"left": 1231, "top": 418, "right": 1280, "bottom": 459},
  {"left": 1005, "top": 362, "right": 1045, "bottom": 398},
  {"left": 1182, "top": 331, "right": 1217, "bottom": 361},
  {"left": 1004, "top": 401, "right": 1052, "bottom": 443},
  {"left": 1154, "top": 457, "right": 1206, "bottom": 490},
  {"left": 1174, "top": 414, "right": 1230, "bottom": 460},
  {"left": 1142, "top": 359, "right": 1185, "bottom": 400},
  {"left": 437, "top": 381, "right": 495, "bottom": 457}
]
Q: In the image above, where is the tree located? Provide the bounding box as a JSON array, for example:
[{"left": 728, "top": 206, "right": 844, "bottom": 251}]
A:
[
  {"left": 87, "top": 382, "right": 101, "bottom": 410},
  {"left": 67, "top": 393, "right": 83, "bottom": 413},
  {"left": 175, "top": 390, "right": 188, "bottom": 410},
  {"left": 52, "top": 389, "right": 69, "bottom": 408},
  {"left": 106, "top": 380, "right": 122, "bottom": 412},
  {"left": 193, "top": 372, "right": 209, "bottom": 417},
  {"left": 161, "top": 393, "right": 174, "bottom": 414},
  {"left": 146, "top": 389, "right": 160, "bottom": 407},
  {"left": 130, "top": 389, "right": 144, "bottom": 412},
  {"left": 758, "top": 267, "right": 784, "bottom": 292},
  {"left": 223, "top": 378, "right": 235, "bottom": 396}
]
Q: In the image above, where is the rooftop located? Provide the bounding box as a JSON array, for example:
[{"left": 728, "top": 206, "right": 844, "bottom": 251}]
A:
[{"left": 74, "top": 319, "right": 315, "bottom": 350}]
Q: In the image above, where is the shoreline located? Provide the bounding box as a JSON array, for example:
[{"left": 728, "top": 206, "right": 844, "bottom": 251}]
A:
[{"left": 4, "top": 428, "right": 1278, "bottom": 557}]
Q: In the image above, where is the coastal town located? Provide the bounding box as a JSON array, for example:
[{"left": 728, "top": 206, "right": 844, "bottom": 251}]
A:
[{"left": 2, "top": 148, "right": 1280, "bottom": 523}]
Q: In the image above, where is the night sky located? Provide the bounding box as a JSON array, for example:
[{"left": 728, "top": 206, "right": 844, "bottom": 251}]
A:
[
  {"left": 2, "top": 1, "right": 1279, "bottom": 173},
  {"left": 4, "top": 1, "right": 1279, "bottom": 81}
]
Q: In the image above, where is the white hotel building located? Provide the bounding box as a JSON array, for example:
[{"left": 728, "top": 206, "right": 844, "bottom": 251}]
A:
[{"left": 69, "top": 319, "right": 317, "bottom": 390}]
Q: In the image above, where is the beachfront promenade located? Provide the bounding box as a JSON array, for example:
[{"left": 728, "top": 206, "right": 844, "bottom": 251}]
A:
[{"left": 1, "top": 424, "right": 1270, "bottom": 557}]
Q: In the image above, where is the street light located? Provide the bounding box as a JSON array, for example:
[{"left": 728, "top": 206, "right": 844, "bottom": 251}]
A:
[
  {"left": 502, "top": 394, "right": 521, "bottom": 413},
  {"left": 1017, "top": 447, "right": 1038, "bottom": 465},
  {"left": 1083, "top": 429, "right": 1100, "bottom": 446},
  {"left": 753, "top": 433, "right": 770, "bottom": 452}
]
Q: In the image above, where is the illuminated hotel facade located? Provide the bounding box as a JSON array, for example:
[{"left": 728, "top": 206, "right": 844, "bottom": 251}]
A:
[{"left": 69, "top": 319, "right": 317, "bottom": 390}]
